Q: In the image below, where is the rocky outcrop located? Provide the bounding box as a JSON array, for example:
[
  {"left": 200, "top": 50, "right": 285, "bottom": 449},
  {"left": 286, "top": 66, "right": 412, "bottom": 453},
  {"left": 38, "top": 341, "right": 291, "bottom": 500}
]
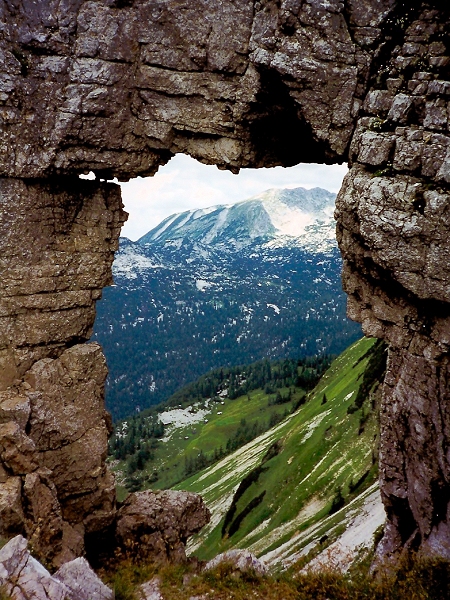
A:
[
  {"left": 335, "top": 5, "right": 450, "bottom": 562},
  {"left": 0, "top": 0, "right": 396, "bottom": 179},
  {"left": 0, "top": 344, "right": 116, "bottom": 567},
  {"left": 91, "top": 490, "right": 211, "bottom": 566},
  {"left": 204, "top": 550, "right": 268, "bottom": 576},
  {"left": 0, "top": 535, "right": 113, "bottom": 600},
  {"left": 0, "top": 0, "right": 449, "bottom": 568},
  {"left": 0, "top": 177, "right": 125, "bottom": 567}
]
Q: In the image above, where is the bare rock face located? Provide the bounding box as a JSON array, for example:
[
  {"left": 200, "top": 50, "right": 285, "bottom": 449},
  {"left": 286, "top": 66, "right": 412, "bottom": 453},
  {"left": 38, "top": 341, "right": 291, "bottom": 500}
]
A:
[
  {"left": 204, "top": 550, "right": 268, "bottom": 576},
  {"left": 0, "top": 177, "right": 126, "bottom": 389},
  {"left": 54, "top": 557, "right": 114, "bottom": 600},
  {"left": 0, "top": 0, "right": 449, "bottom": 570},
  {"left": 0, "top": 0, "right": 397, "bottom": 179},
  {"left": 0, "top": 177, "right": 126, "bottom": 567},
  {"left": 335, "top": 5, "right": 450, "bottom": 562}
]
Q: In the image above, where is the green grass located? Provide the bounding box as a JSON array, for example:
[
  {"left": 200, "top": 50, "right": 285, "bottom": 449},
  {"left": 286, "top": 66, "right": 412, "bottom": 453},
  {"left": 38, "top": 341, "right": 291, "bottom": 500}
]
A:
[
  {"left": 111, "top": 384, "right": 305, "bottom": 496},
  {"left": 175, "top": 337, "right": 385, "bottom": 563}
]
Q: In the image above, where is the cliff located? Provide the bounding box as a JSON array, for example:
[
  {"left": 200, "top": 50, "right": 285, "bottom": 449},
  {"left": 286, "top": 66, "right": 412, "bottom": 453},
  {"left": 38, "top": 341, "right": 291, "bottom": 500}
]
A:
[{"left": 0, "top": 0, "right": 449, "bottom": 567}]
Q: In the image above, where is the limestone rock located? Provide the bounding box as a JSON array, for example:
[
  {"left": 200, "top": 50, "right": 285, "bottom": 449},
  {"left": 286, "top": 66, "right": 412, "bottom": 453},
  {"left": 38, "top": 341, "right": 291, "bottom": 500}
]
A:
[
  {"left": 204, "top": 550, "right": 268, "bottom": 576},
  {"left": 0, "top": 535, "right": 69, "bottom": 600},
  {"left": 114, "top": 490, "right": 211, "bottom": 563},
  {"left": 0, "top": 422, "right": 37, "bottom": 475},
  {"left": 0, "top": 535, "right": 113, "bottom": 600},
  {"left": 0, "top": 0, "right": 380, "bottom": 178},
  {"left": 22, "top": 469, "right": 64, "bottom": 566},
  {"left": 138, "top": 578, "right": 163, "bottom": 600},
  {"left": 54, "top": 557, "right": 113, "bottom": 600},
  {"left": 0, "top": 390, "right": 30, "bottom": 429},
  {"left": 0, "top": 177, "right": 127, "bottom": 389},
  {"left": 0, "top": 0, "right": 448, "bottom": 571},
  {"left": 336, "top": 6, "right": 450, "bottom": 564}
]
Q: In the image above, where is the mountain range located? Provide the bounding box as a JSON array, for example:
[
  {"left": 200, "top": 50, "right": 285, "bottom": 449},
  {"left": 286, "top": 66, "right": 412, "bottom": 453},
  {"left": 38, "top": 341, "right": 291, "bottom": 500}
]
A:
[{"left": 93, "top": 187, "right": 361, "bottom": 420}]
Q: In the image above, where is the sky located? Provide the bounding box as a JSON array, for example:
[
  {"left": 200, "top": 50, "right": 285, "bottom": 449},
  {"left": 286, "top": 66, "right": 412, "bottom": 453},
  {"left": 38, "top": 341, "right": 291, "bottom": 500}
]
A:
[{"left": 118, "top": 154, "right": 348, "bottom": 241}]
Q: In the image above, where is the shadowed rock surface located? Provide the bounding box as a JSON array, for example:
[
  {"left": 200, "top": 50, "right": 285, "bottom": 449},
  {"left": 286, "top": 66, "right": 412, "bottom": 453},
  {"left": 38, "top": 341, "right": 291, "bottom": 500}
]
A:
[
  {"left": 113, "top": 490, "right": 211, "bottom": 564},
  {"left": 0, "top": 0, "right": 449, "bottom": 569}
]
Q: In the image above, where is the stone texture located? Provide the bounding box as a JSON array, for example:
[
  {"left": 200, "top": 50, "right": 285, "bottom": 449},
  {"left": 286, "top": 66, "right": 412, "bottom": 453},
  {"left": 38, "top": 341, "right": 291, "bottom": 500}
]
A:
[
  {"left": 0, "top": 176, "right": 126, "bottom": 567},
  {"left": 375, "top": 350, "right": 450, "bottom": 562},
  {"left": 54, "top": 557, "right": 113, "bottom": 600},
  {"left": 0, "top": 177, "right": 126, "bottom": 389},
  {"left": 336, "top": 5, "right": 450, "bottom": 564},
  {"left": 0, "top": 535, "right": 69, "bottom": 600},
  {"left": 114, "top": 490, "right": 211, "bottom": 564},
  {"left": 0, "top": 0, "right": 390, "bottom": 179},
  {"left": 204, "top": 550, "right": 268, "bottom": 576},
  {"left": 0, "top": 535, "right": 113, "bottom": 600},
  {"left": 0, "top": 478, "right": 25, "bottom": 538},
  {"left": 138, "top": 578, "right": 164, "bottom": 600},
  {"left": 0, "top": 0, "right": 448, "bottom": 571}
]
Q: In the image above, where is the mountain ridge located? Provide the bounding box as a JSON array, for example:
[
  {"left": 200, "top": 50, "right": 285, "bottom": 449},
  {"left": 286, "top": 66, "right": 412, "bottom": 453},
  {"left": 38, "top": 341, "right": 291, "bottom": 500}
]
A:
[
  {"left": 93, "top": 186, "right": 361, "bottom": 419},
  {"left": 138, "top": 187, "right": 336, "bottom": 250}
]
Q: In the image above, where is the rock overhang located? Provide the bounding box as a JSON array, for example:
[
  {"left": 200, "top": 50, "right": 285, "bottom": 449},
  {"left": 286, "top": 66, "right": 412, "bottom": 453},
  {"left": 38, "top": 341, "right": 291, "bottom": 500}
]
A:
[{"left": 0, "top": 0, "right": 450, "bottom": 570}]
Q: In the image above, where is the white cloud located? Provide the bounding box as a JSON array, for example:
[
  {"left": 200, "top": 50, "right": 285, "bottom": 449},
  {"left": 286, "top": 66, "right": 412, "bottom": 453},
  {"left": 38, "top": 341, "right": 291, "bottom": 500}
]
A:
[{"left": 120, "top": 154, "right": 348, "bottom": 241}]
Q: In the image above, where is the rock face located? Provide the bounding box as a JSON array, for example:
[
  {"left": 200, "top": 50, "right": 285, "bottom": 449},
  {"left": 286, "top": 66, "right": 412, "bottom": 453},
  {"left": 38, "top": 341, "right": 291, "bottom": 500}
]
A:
[
  {"left": 335, "top": 5, "right": 450, "bottom": 562},
  {"left": 110, "top": 490, "right": 210, "bottom": 564},
  {"left": 0, "top": 178, "right": 125, "bottom": 567},
  {"left": 0, "top": 535, "right": 113, "bottom": 600},
  {"left": 0, "top": 0, "right": 449, "bottom": 567},
  {"left": 0, "top": 0, "right": 394, "bottom": 179}
]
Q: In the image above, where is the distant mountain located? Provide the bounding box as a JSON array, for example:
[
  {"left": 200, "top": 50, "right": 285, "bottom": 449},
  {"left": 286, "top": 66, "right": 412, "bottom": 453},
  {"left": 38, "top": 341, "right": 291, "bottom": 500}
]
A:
[
  {"left": 109, "top": 337, "right": 386, "bottom": 569},
  {"left": 93, "top": 187, "right": 361, "bottom": 420},
  {"left": 139, "top": 187, "right": 336, "bottom": 250}
]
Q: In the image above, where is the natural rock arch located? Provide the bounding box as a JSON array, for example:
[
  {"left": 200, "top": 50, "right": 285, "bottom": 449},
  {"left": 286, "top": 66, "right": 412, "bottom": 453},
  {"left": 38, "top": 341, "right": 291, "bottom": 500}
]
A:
[{"left": 0, "top": 0, "right": 449, "bottom": 566}]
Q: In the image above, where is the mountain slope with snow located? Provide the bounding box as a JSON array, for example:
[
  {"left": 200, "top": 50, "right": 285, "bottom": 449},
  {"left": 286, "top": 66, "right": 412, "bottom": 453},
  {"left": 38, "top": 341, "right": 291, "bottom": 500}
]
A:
[
  {"left": 139, "top": 187, "right": 336, "bottom": 251},
  {"left": 93, "top": 187, "right": 361, "bottom": 419}
]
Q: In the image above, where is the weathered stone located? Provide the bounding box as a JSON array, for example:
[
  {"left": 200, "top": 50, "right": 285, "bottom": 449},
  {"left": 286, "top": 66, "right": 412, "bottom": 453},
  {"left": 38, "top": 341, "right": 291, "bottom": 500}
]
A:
[
  {"left": 138, "top": 578, "right": 164, "bottom": 600},
  {"left": 0, "top": 535, "right": 113, "bottom": 600},
  {"left": 24, "top": 344, "right": 116, "bottom": 547},
  {"left": 0, "top": 0, "right": 448, "bottom": 571},
  {"left": 0, "top": 478, "right": 25, "bottom": 538},
  {"left": 204, "top": 550, "right": 268, "bottom": 576},
  {"left": 336, "top": 5, "right": 450, "bottom": 563},
  {"left": 0, "top": 0, "right": 378, "bottom": 178},
  {"left": 0, "top": 390, "right": 30, "bottom": 429},
  {"left": 22, "top": 469, "right": 64, "bottom": 566},
  {"left": 376, "top": 349, "right": 450, "bottom": 561},
  {"left": 0, "top": 536, "right": 69, "bottom": 600},
  {"left": 0, "top": 177, "right": 126, "bottom": 389},
  {"left": 0, "top": 422, "right": 37, "bottom": 475},
  {"left": 114, "top": 490, "right": 211, "bottom": 564},
  {"left": 358, "top": 131, "right": 394, "bottom": 165},
  {"left": 54, "top": 557, "right": 113, "bottom": 600}
]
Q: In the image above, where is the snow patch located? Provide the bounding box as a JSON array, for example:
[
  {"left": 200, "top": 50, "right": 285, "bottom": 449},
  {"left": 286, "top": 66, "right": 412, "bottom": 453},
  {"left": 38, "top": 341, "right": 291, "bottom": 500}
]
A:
[
  {"left": 196, "top": 279, "right": 213, "bottom": 291},
  {"left": 267, "top": 303, "right": 281, "bottom": 314}
]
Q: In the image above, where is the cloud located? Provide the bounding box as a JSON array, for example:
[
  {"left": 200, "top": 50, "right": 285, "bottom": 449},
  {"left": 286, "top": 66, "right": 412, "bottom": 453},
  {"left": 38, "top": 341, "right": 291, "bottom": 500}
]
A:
[{"left": 120, "top": 154, "right": 348, "bottom": 241}]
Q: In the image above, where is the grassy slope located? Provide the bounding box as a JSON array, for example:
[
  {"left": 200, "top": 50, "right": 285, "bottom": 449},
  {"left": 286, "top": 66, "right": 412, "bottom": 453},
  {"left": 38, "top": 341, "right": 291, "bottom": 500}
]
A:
[
  {"left": 112, "top": 386, "right": 305, "bottom": 497},
  {"left": 174, "top": 337, "right": 383, "bottom": 564}
]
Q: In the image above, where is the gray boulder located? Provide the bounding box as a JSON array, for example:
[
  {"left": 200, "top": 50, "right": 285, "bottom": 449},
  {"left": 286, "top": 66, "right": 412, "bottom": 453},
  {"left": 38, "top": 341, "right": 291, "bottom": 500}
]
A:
[
  {"left": 115, "top": 489, "right": 210, "bottom": 564},
  {"left": 0, "top": 535, "right": 112, "bottom": 600},
  {"left": 54, "top": 557, "right": 113, "bottom": 600},
  {"left": 204, "top": 549, "right": 268, "bottom": 576}
]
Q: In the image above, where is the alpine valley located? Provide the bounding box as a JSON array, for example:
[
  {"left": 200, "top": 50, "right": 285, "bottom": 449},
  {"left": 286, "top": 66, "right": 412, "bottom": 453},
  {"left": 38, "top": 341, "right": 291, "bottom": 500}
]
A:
[{"left": 93, "top": 187, "right": 361, "bottom": 420}]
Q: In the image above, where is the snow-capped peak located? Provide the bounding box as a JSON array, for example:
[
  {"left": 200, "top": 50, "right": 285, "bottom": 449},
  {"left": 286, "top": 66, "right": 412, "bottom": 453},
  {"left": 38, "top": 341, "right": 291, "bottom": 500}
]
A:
[{"left": 138, "top": 187, "right": 336, "bottom": 251}]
